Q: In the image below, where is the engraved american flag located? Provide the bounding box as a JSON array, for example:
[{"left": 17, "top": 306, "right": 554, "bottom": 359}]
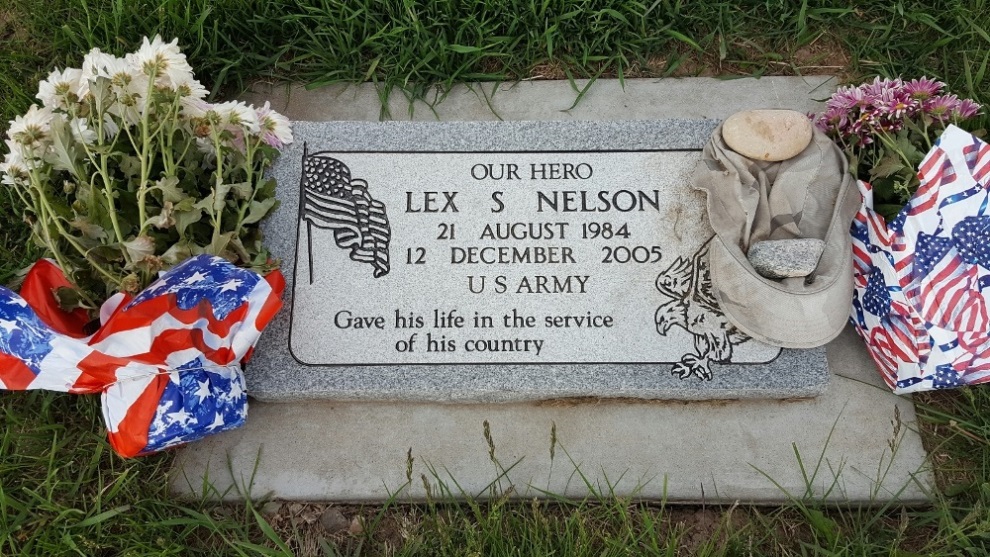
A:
[{"left": 301, "top": 149, "right": 391, "bottom": 279}]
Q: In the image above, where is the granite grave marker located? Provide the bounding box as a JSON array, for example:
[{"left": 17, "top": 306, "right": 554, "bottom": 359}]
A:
[{"left": 249, "top": 120, "right": 829, "bottom": 402}]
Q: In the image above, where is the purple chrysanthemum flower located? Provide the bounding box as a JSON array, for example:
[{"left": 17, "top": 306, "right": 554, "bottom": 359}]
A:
[
  {"left": 903, "top": 77, "right": 944, "bottom": 101},
  {"left": 864, "top": 76, "right": 903, "bottom": 97},
  {"left": 816, "top": 106, "right": 849, "bottom": 133},
  {"left": 877, "top": 87, "right": 919, "bottom": 119},
  {"left": 925, "top": 94, "right": 961, "bottom": 122},
  {"left": 827, "top": 85, "right": 869, "bottom": 111},
  {"left": 953, "top": 99, "right": 983, "bottom": 120}
]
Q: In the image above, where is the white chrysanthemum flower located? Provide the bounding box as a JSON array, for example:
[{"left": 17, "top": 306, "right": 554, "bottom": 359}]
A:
[
  {"left": 174, "top": 74, "right": 208, "bottom": 100},
  {"left": 69, "top": 118, "right": 98, "bottom": 144},
  {"left": 255, "top": 101, "right": 293, "bottom": 148},
  {"left": 106, "top": 73, "right": 148, "bottom": 127},
  {"left": 0, "top": 140, "right": 30, "bottom": 186},
  {"left": 108, "top": 100, "right": 142, "bottom": 129},
  {"left": 175, "top": 75, "right": 210, "bottom": 115},
  {"left": 37, "top": 68, "right": 83, "bottom": 110},
  {"left": 82, "top": 48, "right": 113, "bottom": 78},
  {"left": 195, "top": 136, "right": 218, "bottom": 166},
  {"left": 126, "top": 35, "right": 195, "bottom": 91},
  {"left": 8, "top": 105, "right": 54, "bottom": 146},
  {"left": 213, "top": 101, "right": 261, "bottom": 134},
  {"left": 182, "top": 97, "right": 212, "bottom": 119},
  {"left": 83, "top": 47, "right": 133, "bottom": 84},
  {"left": 101, "top": 114, "right": 120, "bottom": 139}
]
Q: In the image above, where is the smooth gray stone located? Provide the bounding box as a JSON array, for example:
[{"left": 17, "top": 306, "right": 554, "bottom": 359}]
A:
[{"left": 748, "top": 238, "right": 826, "bottom": 279}]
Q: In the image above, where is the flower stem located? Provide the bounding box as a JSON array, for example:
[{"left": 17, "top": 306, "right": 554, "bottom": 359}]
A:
[
  {"left": 136, "top": 73, "right": 157, "bottom": 236},
  {"left": 210, "top": 127, "right": 226, "bottom": 249},
  {"left": 79, "top": 133, "right": 131, "bottom": 266},
  {"left": 234, "top": 135, "right": 259, "bottom": 231},
  {"left": 25, "top": 168, "right": 103, "bottom": 307}
]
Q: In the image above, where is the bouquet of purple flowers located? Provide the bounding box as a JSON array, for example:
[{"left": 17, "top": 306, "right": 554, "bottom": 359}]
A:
[
  {"left": 812, "top": 77, "right": 982, "bottom": 220},
  {"left": 814, "top": 77, "right": 990, "bottom": 394}
]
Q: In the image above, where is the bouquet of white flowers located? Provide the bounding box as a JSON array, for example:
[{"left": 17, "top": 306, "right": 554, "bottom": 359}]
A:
[
  {"left": 0, "top": 37, "right": 292, "bottom": 456},
  {"left": 1, "top": 35, "right": 291, "bottom": 312}
]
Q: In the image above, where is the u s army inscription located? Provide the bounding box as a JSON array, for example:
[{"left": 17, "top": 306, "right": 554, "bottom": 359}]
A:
[{"left": 290, "top": 149, "right": 781, "bottom": 380}]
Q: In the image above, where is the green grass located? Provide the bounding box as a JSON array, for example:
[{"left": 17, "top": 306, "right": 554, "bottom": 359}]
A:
[
  {"left": 0, "top": 391, "right": 289, "bottom": 555},
  {"left": 3, "top": 0, "right": 990, "bottom": 555}
]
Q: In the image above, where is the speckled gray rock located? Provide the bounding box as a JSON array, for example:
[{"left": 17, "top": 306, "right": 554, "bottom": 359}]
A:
[
  {"left": 245, "top": 120, "right": 831, "bottom": 402},
  {"left": 721, "top": 110, "right": 813, "bottom": 161},
  {"left": 748, "top": 238, "right": 826, "bottom": 279},
  {"left": 320, "top": 508, "right": 349, "bottom": 533}
]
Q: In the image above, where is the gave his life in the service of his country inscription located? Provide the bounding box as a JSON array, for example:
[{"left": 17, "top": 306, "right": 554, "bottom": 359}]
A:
[{"left": 288, "top": 148, "right": 780, "bottom": 381}]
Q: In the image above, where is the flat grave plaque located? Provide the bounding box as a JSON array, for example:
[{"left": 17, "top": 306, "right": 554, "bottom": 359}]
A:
[{"left": 251, "top": 121, "right": 829, "bottom": 402}]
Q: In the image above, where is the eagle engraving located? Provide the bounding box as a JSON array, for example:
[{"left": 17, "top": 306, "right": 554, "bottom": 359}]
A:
[{"left": 654, "top": 237, "right": 749, "bottom": 381}]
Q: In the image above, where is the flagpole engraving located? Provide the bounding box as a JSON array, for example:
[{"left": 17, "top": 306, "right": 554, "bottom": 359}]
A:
[{"left": 299, "top": 145, "right": 392, "bottom": 283}]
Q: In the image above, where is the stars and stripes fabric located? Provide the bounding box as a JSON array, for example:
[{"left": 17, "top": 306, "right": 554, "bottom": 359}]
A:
[
  {"left": 301, "top": 149, "right": 391, "bottom": 278},
  {"left": 0, "top": 255, "right": 284, "bottom": 457},
  {"left": 851, "top": 125, "right": 990, "bottom": 393}
]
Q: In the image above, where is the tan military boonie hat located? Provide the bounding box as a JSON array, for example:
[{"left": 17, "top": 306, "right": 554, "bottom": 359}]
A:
[{"left": 691, "top": 124, "right": 861, "bottom": 349}]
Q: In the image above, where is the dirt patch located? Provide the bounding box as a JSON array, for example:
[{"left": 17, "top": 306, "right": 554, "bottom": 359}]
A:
[{"left": 516, "top": 34, "right": 853, "bottom": 84}]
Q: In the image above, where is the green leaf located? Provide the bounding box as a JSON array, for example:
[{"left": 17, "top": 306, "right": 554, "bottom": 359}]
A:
[
  {"left": 257, "top": 178, "right": 277, "bottom": 199},
  {"left": 119, "top": 155, "right": 142, "bottom": 178},
  {"left": 161, "top": 241, "right": 193, "bottom": 265},
  {"left": 226, "top": 236, "right": 251, "bottom": 262},
  {"left": 46, "top": 114, "right": 81, "bottom": 179},
  {"left": 174, "top": 206, "right": 204, "bottom": 238},
  {"left": 449, "top": 44, "right": 484, "bottom": 54},
  {"left": 869, "top": 155, "right": 906, "bottom": 179},
  {"left": 665, "top": 29, "right": 702, "bottom": 51},
  {"left": 227, "top": 181, "right": 253, "bottom": 200},
  {"left": 153, "top": 176, "right": 185, "bottom": 203},
  {"left": 53, "top": 286, "right": 94, "bottom": 312},
  {"left": 69, "top": 217, "right": 108, "bottom": 241},
  {"left": 88, "top": 244, "right": 126, "bottom": 264},
  {"left": 207, "top": 185, "right": 231, "bottom": 213},
  {"left": 894, "top": 133, "right": 924, "bottom": 165},
  {"left": 123, "top": 235, "right": 155, "bottom": 264},
  {"left": 89, "top": 76, "right": 111, "bottom": 112},
  {"left": 600, "top": 8, "right": 629, "bottom": 24},
  {"left": 194, "top": 193, "right": 217, "bottom": 214},
  {"left": 70, "top": 506, "right": 130, "bottom": 528},
  {"left": 206, "top": 231, "right": 233, "bottom": 256},
  {"left": 241, "top": 198, "right": 279, "bottom": 226}
]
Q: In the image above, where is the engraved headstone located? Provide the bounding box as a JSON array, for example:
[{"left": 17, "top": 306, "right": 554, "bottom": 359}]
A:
[{"left": 249, "top": 120, "right": 829, "bottom": 401}]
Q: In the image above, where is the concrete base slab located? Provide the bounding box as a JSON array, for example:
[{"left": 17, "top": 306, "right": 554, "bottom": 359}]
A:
[
  {"left": 171, "top": 326, "right": 932, "bottom": 503},
  {"left": 171, "top": 76, "right": 931, "bottom": 503}
]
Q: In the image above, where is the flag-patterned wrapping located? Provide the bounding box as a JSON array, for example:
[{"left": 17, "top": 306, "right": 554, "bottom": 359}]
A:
[
  {"left": 301, "top": 149, "right": 391, "bottom": 278},
  {"left": 851, "top": 125, "right": 990, "bottom": 393},
  {"left": 0, "top": 255, "right": 284, "bottom": 457}
]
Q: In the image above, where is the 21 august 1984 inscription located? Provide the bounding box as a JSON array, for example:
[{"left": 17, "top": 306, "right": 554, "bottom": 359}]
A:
[{"left": 289, "top": 149, "right": 780, "bottom": 380}]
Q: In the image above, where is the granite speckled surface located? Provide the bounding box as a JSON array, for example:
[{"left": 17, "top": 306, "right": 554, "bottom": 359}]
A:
[{"left": 249, "top": 120, "right": 829, "bottom": 402}]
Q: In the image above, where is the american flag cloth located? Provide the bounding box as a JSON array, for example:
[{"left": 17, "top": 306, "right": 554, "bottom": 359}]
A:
[
  {"left": 0, "top": 255, "right": 284, "bottom": 457},
  {"left": 301, "top": 150, "right": 391, "bottom": 278},
  {"left": 851, "top": 125, "right": 990, "bottom": 394}
]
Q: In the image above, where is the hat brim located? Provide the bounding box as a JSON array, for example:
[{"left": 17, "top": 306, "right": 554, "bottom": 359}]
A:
[{"left": 708, "top": 228, "right": 854, "bottom": 349}]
